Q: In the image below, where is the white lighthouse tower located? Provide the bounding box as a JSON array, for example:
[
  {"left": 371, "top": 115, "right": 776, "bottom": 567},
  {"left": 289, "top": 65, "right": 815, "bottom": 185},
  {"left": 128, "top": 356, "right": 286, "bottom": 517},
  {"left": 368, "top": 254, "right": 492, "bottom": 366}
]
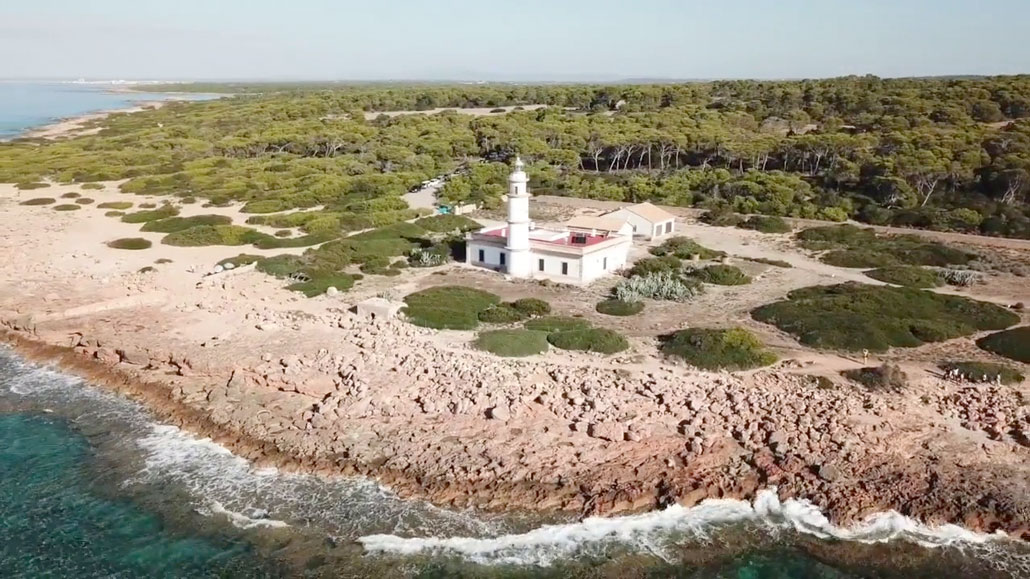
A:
[{"left": 505, "top": 156, "right": 533, "bottom": 277}]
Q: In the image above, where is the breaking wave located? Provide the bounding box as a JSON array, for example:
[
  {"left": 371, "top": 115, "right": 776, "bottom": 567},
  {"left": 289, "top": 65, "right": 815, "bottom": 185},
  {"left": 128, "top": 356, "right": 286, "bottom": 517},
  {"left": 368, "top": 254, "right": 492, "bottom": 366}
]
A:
[{"left": 358, "top": 490, "right": 1013, "bottom": 567}]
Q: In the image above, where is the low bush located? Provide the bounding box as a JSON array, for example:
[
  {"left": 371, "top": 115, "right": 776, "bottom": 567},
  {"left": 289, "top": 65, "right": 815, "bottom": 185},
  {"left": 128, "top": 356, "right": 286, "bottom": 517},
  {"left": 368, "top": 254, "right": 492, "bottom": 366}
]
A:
[
  {"left": 864, "top": 266, "right": 942, "bottom": 288},
  {"left": 752, "top": 283, "right": 1019, "bottom": 352},
  {"left": 53, "top": 204, "right": 81, "bottom": 211},
  {"left": 628, "top": 256, "right": 681, "bottom": 277},
  {"left": 976, "top": 326, "right": 1030, "bottom": 363},
  {"left": 287, "top": 271, "right": 357, "bottom": 297},
  {"left": 415, "top": 214, "right": 481, "bottom": 233},
  {"left": 161, "top": 225, "right": 264, "bottom": 246},
  {"left": 614, "top": 271, "right": 703, "bottom": 302},
  {"left": 20, "top": 197, "right": 55, "bottom": 206},
  {"left": 650, "top": 236, "right": 725, "bottom": 260},
  {"left": 180, "top": 196, "right": 197, "bottom": 204},
  {"left": 241, "top": 199, "right": 289, "bottom": 214},
  {"left": 937, "top": 269, "right": 983, "bottom": 287},
  {"left": 660, "top": 327, "right": 777, "bottom": 371},
  {"left": 139, "top": 203, "right": 157, "bottom": 209},
  {"left": 738, "top": 215, "right": 791, "bottom": 234},
  {"left": 121, "top": 205, "right": 180, "bottom": 223},
  {"left": 939, "top": 361, "right": 1024, "bottom": 384},
  {"left": 798, "top": 225, "right": 975, "bottom": 269},
  {"left": 141, "top": 214, "right": 233, "bottom": 233},
  {"left": 749, "top": 257, "right": 792, "bottom": 268},
  {"left": 275, "top": 229, "right": 292, "bottom": 237},
  {"left": 104, "top": 210, "right": 125, "bottom": 217},
  {"left": 548, "top": 328, "right": 629, "bottom": 355},
  {"left": 81, "top": 183, "right": 105, "bottom": 190},
  {"left": 842, "top": 364, "right": 908, "bottom": 391},
  {"left": 524, "top": 316, "right": 591, "bottom": 333},
  {"left": 107, "top": 237, "right": 152, "bottom": 250},
  {"left": 403, "top": 286, "right": 501, "bottom": 330},
  {"left": 217, "top": 254, "right": 262, "bottom": 267},
  {"left": 596, "top": 299, "right": 644, "bottom": 316},
  {"left": 255, "top": 254, "right": 306, "bottom": 277},
  {"left": 478, "top": 304, "right": 529, "bottom": 324},
  {"left": 474, "top": 329, "right": 550, "bottom": 357},
  {"left": 359, "top": 255, "right": 395, "bottom": 275},
  {"left": 97, "top": 201, "right": 133, "bottom": 210},
  {"left": 688, "top": 264, "right": 751, "bottom": 285},
  {"left": 75, "top": 197, "right": 94, "bottom": 205},
  {"left": 511, "top": 298, "right": 551, "bottom": 317},
  {"left": 154, "top": 258, "right": 173, "bottom": 264},
  {"left": 15, "top": 182, "right": 50, "bottom": 190},
  {"left": 700, "top": 208, "right": 745, "bottom": 227},
  {"left": 61, "top": 192, "right": 80, "bottom": 199},
  {"left": 252, "top": 231, "right": 336, "bottom": 249}
]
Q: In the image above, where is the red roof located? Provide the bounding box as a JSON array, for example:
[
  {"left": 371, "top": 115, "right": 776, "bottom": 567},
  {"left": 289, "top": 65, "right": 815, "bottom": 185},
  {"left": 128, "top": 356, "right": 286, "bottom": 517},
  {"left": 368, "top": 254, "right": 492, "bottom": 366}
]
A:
[{"left": 482, "top": 227, "right": 609, "bottom": 247}]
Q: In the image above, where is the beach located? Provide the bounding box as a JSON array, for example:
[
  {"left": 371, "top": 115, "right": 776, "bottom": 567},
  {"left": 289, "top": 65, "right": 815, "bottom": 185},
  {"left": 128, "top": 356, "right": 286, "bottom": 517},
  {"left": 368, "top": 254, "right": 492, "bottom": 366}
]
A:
[
  {"left": 18, "top": 100, "right": 169, "bottom": 140},
  {"left": 1, "top": 176, "right": 1028, "bottom": 545}
]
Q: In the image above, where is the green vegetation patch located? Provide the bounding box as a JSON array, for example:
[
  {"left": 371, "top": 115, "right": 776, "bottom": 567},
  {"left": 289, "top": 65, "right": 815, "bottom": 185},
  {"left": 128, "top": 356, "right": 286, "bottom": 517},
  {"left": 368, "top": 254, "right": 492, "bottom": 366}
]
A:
[
  {"left": 121, "top": 205, "right": 180, "bottom": 223},
  {"left": 628, "top": 256, "right": 682, "bottom": 277},
  {"left": 523, "top": 316, "right": 592, "bottom": 333},
  {"left": 865, "top": 266, "right": 943, "bottom": 288},
  {"left": 474, "top": 329, "right": 550, "bottom": 357},
  {"left": 478, "top": 303, "right": 528, "bottom": 324},
  {"left": 141, "top": 214, "right": 233, "bottom": 233},
  {"left": 15, "top": 182, "right": 50, "bottom": 190},
  {"left": 660, "top": 327, "right": 777, "bottom": 371},
  {"left": 976, "top": 326, "right": 1030, "bottom": 364},
  {"left": 939, "top": 361, "right": 1024, "bottom": 384},
  {"left": 737, "top": 215, "right": 791, "bottom": 234},
  {"left": 81, "top": 183, "right": 105, "bottom": 190},
  {"left": 20, "top": 197, "right": 55, "bottom": 206},
  {"left": 749, "top": 257, "right": 792, "bottom": 268},
  {"left": 752, "top": 283, "right": 1019, "bottom": 352},
  {"left": 614, "top": 271, "right": 703, "bottom": 302},
  {"left": 511, "top": 298, "right": 551, "bottom": 317},
  {"left": 97, "top": 201, "right": 133, "bottom": 210},
  {"left": 700, "top": 209, "right": 745, "bottom": 227},
  {"left": 107, "top": 237, "right": 152, "bottom": 250},
  {"left": 53, "top": 204, "right": 81, "bottom": 211},
  {"left": 798, "top": 225, "right": 975, "bottom": 268},
  {"left": 104, "top": 210, "right": 125, "bottom": 217},
  {"left": 688, "top": 264, "right": 751, "bottom": 285},
  {"left": 548, "top": 328, "right": 629, "bottom": 355},
  {"left": 161, "top": 225, "right": 265, "bottom": 246},
  {"left": 287, "top": 272, "right": 357, "bottom": 297},
  {"left": 403, "top": 286, "right": 501, "bottom": 330},
  {"left": 414, "top": 214, "right": 481, "bottom": 233},
  {"left": 596, "top": 299, "right": 644, "bottom": 316},
  {"left": 75, "top": 197, "right": 94, "bottom": 204},
  {"left": 61, "top": 192, "right": 80, "bottom": 199},
  {"left": 218, "top": 254, "right": 263, "bottom": 267},
  {"left": 650, "top": 236, "right": 725, "bottom": 260},
  {"left": 842, "top": 364, "right": 908, "bottom": 392}
]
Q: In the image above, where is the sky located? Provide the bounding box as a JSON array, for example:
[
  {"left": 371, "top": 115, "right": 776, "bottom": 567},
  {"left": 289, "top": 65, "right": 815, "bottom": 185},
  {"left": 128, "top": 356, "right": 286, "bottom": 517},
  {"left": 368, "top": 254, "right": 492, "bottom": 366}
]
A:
[{"left": 2, "top": 0, "right": 1029, "bottom": 81}]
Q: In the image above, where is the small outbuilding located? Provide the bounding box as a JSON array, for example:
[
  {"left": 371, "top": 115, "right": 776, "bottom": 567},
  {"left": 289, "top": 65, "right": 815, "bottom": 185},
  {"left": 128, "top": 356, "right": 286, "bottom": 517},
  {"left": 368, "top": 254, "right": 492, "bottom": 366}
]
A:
[
  {"left": 565, "top": 215, "right": 634, "bottom": 237},
  {"left": 604, "top": 202, "right": 677, "bottom": 240},
  {"left": 355, "top": 297, "right": 403, "bottom": 320}
]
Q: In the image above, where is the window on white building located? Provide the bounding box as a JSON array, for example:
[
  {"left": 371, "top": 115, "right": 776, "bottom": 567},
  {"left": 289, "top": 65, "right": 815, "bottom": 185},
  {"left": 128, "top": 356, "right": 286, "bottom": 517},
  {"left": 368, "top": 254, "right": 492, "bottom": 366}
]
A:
[
  {"left": 603, "top": 257, "right": 608, "bottom": 270},
  {"left": 665, "top": 221, "right": 673, "bottom": 234},
  {"left": 561, "top": 262, "right": 568, "bottom": 275},
  {"left": 478, "top": 249, "right": 485, "bottom": 262},
  {"left": 499, "top": 252, "right": 506, "bottom": 266},
  {"left": 538, "top": 259, "right": 544, "bottom": 271}
]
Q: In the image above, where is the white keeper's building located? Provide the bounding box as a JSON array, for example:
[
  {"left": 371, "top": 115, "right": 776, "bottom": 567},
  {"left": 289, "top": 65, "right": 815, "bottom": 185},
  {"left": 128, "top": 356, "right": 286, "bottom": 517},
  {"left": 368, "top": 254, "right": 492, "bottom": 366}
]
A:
[{"left": 465, "top": 158, "right": 632, "bottom": 284}]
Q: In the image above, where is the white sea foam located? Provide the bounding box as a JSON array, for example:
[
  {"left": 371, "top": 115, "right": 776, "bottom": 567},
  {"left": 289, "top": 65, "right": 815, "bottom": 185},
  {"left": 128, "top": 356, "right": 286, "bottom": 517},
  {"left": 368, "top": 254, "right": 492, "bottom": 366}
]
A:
[
  {"left": 358, "top": 489, "right": 1010, "bottom": 567},
  {"left": 199, "top": 502, "right": 291, "bottom": 530}
]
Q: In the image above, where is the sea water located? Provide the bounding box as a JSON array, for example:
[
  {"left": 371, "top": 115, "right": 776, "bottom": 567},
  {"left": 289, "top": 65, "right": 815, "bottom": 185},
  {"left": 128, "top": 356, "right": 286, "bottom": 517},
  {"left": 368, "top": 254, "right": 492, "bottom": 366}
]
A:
[
  {"left": 2, "top": 347, "right": 1029, "bottom": 578},
  {"left": 0, "top": 81, "right": 215, "bottom": 139}
]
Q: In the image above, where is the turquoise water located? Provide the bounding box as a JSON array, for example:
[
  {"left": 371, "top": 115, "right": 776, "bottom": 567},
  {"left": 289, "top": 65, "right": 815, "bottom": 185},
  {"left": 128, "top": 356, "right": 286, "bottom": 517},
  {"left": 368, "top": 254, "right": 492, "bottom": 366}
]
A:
[
  {"left": 0, "top": 82, "right": 214, "bottom": 139},
  {"left": 2, "top": 348, "right": 1028, "bottom": 578}
]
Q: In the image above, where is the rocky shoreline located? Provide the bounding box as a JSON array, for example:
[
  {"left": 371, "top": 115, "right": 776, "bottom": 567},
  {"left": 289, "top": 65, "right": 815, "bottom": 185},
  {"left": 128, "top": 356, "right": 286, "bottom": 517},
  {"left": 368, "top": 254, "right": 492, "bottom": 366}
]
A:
[{"left": 3, "top": 309, "right": 1028, "bottom": 540}]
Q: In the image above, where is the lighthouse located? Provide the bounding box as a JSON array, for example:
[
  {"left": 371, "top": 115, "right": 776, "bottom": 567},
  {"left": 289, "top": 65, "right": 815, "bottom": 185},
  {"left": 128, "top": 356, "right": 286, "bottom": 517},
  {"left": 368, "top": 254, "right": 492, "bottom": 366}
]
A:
[{"left": 505, "top": 156, "right": 533, "bottom": 277}]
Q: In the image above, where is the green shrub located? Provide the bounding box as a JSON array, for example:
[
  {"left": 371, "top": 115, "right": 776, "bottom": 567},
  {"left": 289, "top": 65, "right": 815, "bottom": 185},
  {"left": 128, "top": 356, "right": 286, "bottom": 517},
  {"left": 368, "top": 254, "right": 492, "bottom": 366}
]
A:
[
  {"left": 939, "top": 361, "right": 1024, "bottom": 384},
  {"left": 107, "top": 237, "right": 152, "bottom": 250},
  {"left": 524, "top": 316, "right": 592, "bottom": 333},
  {"left": 180, "top": 196, "right": 197, "bottom": 204},
  {"left": 865, "top": 266, "right": 942, "bottom": 288},
  {"left": 359, "top": 255, "right": 394, "bottom": 275},
  {"left": 660, "top": 327, "right": 777, "bottom": 371},
  {"left": 97, "top": 201, "right": 133, "bottom": 210},
  {"left": 161, "top": 225, "right": 263, "bottom": 246},
  {"left": 842, "top": 364, "right": 908, "bottom": 391},
  {"left": 798, "top": 225, "right": 974, "bottom": 268},
  {"left": 105, "top": 210, "right": 125, "bottom": 217},
  {"left": 53, "top": 204, "right": 81, "bottom": 211},
  {"left": 403, "top": 286, "right": 501, "bottom": 330},
  {"left": 614, "top": 271, "right": 703, "bottom": 302},
  {"left": 511, "top": 298, "right": 551, "bottom": 317},
  {"left": 700, "top": 208, "right": 745, "bottom": 227},
  {"left": 275, "top": 229, "right": 293, "bottom": 237},
  {"left": 650, "top": 236, "right": 725, "bottom": 260},
  {"left": 241, "top": 199, "right": 289, "bottom": 214},
  {"left": 139, "top": 203, "right": 157, "bottom": 209},
  {"left": 20, "top": 197, "right": 55, "bottom": 206},
  {"left": 596, "top": 299, "right": 644, "bottom": 316},
  {"left": 141, "top": 214, "right": 233, "bottom": 233},
  {"left": 976, "top": 327, "right": 1030, "bottom": 363},
  {"left": 474, "top": 329, "right": 550, "bottom": 357},
  {"left": 752, "top": 283, "right": 1019, "bottom": 352},
  {"left": 15, "top": 182, "right": 50, "bottom": 190},
  {"left": 688, "top": 264, "right": 751, "bottom": 285},
  {"left": 121, "top": 205, "right": 180, "bottom": 223},
  {"left": 749, "top": 257, "right": 792, "bottom": 268},
  {"left": 796, "top": 225, "right": 877, "bottom": 250},
  {"left": 628, "top": 256, "right": 682, "bottom": 277},
  {"left": 287, "top": 271, "right": 357, "bottom": 297},
  {"left": 738, "top": 215, "right": 791, "bottom": 234},
  {"left": 75, "top": 197, "right": 94, "bottom": 205},
  {"left": 61, "top": 192, "right": 80, "bottom": 199},
  {"left": 548, "top": 328, "right": 629, "bottom": 355},
  {"left": 218, "top": 254, "right": 262, "bottom": 267},
  {"left": 154, "top": 258, "right": 173, "bottom": 264},
  {"left": 478, "top": 304, "right": 529, "bottom": 324},
  {"left": 81, "top": 183, "right": 104, "bottom": 190},
  {"left": 255, "top": 254, "right": 306, "bottom": 277},
  {"left": 251, "top": 231, "right": 336, "bottom": 249},
  {"left": 138, "top": 266, "right": 156, "bottom": 274},
  {"left": 415, "top": 214, "right": 481, "bottom": 233}
]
